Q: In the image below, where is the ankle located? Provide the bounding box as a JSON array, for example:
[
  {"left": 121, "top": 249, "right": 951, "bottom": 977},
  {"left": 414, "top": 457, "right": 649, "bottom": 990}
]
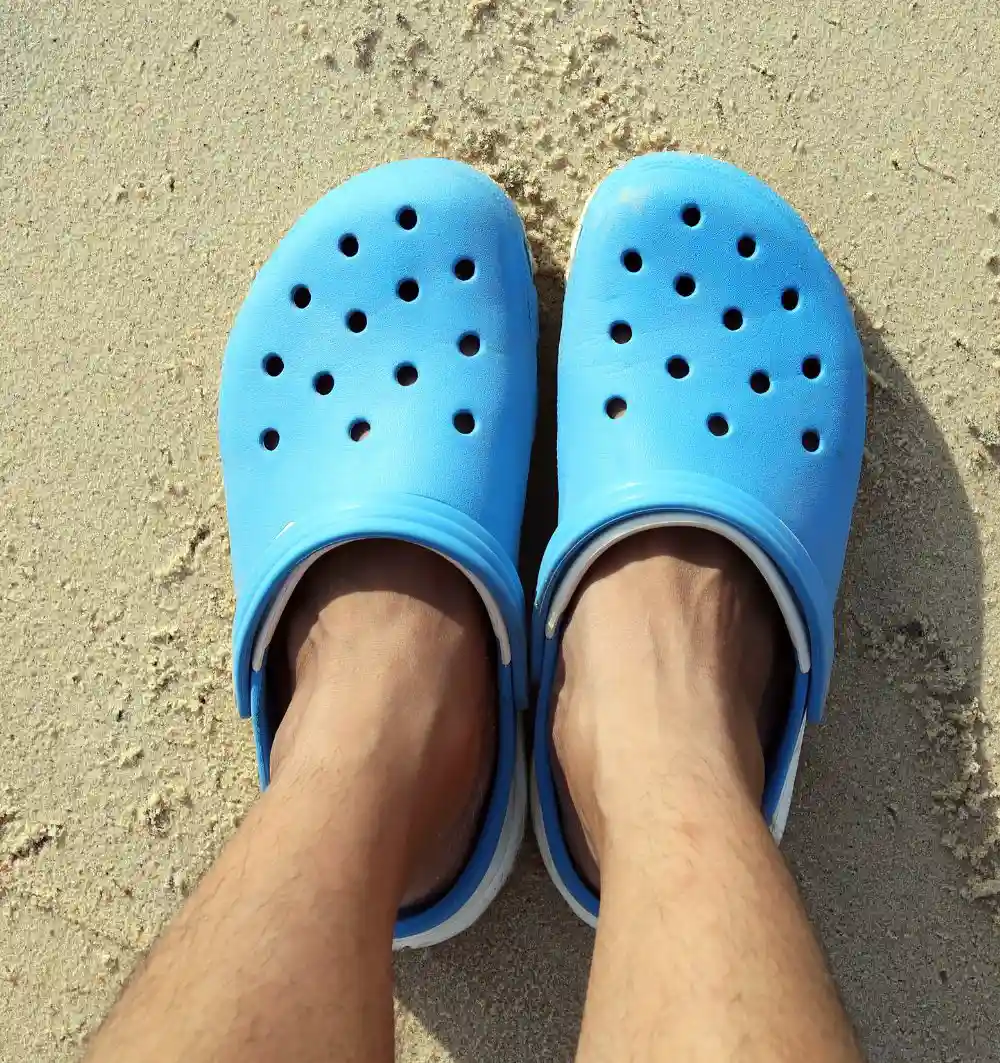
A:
[
  {"left": 555, "top": 676, "right": 765, "bottom": 867},
  {"left": 266, "top": 541, "right": 497, "bottom": 907},
  {"left": 552, "top": 528, "right": 790, "bottom": 876}
]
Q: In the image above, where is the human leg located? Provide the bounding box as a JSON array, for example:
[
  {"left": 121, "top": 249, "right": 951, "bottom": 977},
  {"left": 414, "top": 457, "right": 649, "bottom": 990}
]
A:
[
  {"left": 554, "top": 529, "right": 864, "bottom": 1063},
  {"left": 85, "top": 543, "right": 495, "bottom": 1063}
]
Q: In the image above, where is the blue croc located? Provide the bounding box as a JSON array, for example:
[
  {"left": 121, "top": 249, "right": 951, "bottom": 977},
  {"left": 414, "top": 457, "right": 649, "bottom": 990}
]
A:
[
  {"left": 531, "top": 153, "right": 866, "bottom": 926},
  {"left": 219, "top": 159, "right": 537, "bottom": 948}
]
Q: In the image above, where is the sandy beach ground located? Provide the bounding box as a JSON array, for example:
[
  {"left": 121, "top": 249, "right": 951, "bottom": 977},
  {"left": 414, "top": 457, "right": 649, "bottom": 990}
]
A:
[{"left": 2, "top": 0, "right": 1000, "bottom": 1059}]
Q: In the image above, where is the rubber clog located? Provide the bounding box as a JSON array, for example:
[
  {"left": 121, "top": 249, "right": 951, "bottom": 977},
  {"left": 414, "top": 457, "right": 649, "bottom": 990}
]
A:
[
  {"left": 531, "top": 153, "right": 866, "bottom": 926},
  {"left": 219, "top": 159, "right": 538, "bottom": 947}
]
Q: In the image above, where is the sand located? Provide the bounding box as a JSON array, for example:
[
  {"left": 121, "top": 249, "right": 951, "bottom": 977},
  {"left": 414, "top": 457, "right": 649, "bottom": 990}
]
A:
[{"left": 1, "top": 0, "right": 999, "bottom": 1059}]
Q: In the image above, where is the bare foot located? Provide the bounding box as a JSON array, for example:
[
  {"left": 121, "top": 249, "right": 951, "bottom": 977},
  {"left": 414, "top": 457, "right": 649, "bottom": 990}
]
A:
[
  {"left": 551, "top": 528, "right": 793, "bottom": 890},
  {"left": 268, "top": 540, "right": 497, "bottom": 907}
]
